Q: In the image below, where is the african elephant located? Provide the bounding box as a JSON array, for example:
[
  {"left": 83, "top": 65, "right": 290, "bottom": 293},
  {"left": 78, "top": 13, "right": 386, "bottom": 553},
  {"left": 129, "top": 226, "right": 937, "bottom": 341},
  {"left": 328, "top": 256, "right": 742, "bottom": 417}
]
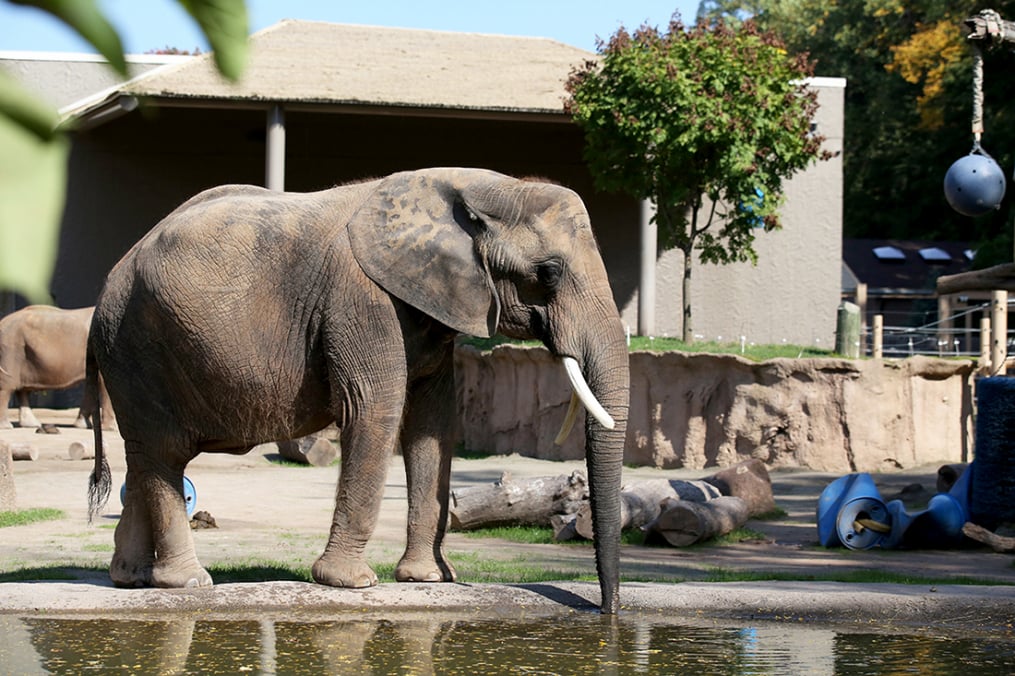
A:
[
  {"left": 86, "top": 167, "right": 630, "bottom": 613},
  {"left": 0, "top": 305, "right": 114, "bottom": 430}
]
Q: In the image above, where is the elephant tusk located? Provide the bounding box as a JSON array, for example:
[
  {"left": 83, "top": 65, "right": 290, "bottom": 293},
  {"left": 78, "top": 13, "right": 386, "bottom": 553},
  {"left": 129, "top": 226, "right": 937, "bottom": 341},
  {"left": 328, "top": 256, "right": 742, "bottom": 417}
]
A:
[
  {"left": 561, "top": 356, "right": 616, "bottom": 431},
  {"left": 553, "top": 391, "right": 581, "bottom": 445}
]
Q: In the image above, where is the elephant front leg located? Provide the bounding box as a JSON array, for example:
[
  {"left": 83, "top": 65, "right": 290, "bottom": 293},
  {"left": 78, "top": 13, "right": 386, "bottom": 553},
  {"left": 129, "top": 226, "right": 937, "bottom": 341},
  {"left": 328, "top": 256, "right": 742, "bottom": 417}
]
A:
[
  {"left": 395, "top": 369, "right": 457, "bottom": 583},
  {"left": 312, "top": 408, "right": 401, "bottom": 588}
]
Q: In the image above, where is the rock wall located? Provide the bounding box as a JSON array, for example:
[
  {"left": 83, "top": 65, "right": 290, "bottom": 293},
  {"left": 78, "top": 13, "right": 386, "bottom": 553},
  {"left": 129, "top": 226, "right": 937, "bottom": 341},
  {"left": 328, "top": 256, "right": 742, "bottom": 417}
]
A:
[{"left": 455, "top": 345, "right": 976, "bottom": 472}]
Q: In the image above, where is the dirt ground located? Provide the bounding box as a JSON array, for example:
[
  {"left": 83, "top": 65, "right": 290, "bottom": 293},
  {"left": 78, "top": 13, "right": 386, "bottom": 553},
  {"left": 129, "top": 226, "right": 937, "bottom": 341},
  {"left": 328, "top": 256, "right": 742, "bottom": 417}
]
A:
[{"left": 2, "top": 409, "right": 1015, "bottom": 626}]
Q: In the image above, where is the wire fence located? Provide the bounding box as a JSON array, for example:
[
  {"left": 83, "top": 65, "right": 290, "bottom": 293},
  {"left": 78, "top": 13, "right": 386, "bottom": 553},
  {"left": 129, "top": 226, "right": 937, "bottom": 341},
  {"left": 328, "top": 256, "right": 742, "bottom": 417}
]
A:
[{"left": 869, "top": 300, "right": 1008, "bottom": 359}]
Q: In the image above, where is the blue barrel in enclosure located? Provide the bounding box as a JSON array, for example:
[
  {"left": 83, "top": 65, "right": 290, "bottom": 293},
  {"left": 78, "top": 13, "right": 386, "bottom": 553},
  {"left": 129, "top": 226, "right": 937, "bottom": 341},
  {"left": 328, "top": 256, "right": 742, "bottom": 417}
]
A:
[
  {"left": 120, "top": 476, "right": 197, "bottom": 518},
  {"left": 972, "top": 377, "right": 1015, "bottom": 528},
  {"left": 817, "top": 473, "right": 890, "bottom": 550}
]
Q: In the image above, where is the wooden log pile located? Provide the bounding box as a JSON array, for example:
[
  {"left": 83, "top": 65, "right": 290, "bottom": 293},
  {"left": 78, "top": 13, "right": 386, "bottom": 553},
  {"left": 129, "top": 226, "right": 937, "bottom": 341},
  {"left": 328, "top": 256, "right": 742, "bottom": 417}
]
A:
[{"left": 448, "top": 458, "right": 776, "bottom": 547}]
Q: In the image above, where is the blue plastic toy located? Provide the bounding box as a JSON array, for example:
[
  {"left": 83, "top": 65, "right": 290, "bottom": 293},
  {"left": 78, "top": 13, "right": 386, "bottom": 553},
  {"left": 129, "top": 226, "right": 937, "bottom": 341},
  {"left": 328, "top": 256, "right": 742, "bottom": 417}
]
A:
[
  {"left": 817, "top": 463, "right": 973, "bottom": 550},
  {"left": 120, "top": 475, "right": 197, "bottom": 519}
]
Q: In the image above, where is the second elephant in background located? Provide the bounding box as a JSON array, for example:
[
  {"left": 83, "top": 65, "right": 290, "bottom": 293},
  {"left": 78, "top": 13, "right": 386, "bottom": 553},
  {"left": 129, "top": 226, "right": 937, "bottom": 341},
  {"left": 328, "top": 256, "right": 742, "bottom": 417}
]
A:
[{"left": 0, "top": 305, "right": 114, "bottom": 429}]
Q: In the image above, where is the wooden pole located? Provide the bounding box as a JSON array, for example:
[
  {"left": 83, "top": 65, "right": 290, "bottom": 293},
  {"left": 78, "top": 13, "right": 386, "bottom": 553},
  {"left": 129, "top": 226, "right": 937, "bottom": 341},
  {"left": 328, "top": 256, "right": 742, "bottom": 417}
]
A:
[
  {"left": 992, "top": 290, "right": 1008, "bottom": 374},
  {"left": 938, "top": 295, "right": 952, "bottom": 356},
  {"left": 981, "top": 316, "right": 992, "bottom": 375},
  {"left": 856, "top": 282, "right": 868, "bottom": 353},
  {"left": 872, "top": 314, "right": 883, "bottom": 358}
]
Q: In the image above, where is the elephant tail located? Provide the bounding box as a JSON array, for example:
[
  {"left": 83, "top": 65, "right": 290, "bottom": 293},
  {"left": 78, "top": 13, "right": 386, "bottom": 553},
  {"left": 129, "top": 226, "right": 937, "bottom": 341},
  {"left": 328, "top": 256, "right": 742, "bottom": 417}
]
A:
[{"left": 86, "top": 346, "right": 110, "bottom": 523}]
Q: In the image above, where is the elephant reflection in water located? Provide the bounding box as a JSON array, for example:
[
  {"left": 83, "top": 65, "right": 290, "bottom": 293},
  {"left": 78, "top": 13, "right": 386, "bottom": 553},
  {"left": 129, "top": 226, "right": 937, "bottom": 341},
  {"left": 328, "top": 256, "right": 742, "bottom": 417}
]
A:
[
  {"left": 14, "top": 613, "right": 631, "bottom": 672},
  {"left": 22, "top": 617, "right": 196, "bottom": 674}
]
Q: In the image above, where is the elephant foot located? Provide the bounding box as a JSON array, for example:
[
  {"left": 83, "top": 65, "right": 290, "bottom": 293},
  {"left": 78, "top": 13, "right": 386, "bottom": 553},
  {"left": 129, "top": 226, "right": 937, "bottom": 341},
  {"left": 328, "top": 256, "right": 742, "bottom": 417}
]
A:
[
  {"left": 110, "top": 553, "right": 153, "bottom": 588},
  {"left": 312, "top": 553, "right": 378, "bottom": 588},
  {"left": 72, "top": 415, "right": 88, "bottom": 429},
  {"left": 150, "top": 561, "right": 213, "bottom": 589},
  {"left": 18, "top": 417, "right": 40, "bottom": 429},
  {"left": 0, "top": 419, "right": 12, "bottom": 430},
  {"left": 394, "top": 555, "right": 457, "bottom": 583}
]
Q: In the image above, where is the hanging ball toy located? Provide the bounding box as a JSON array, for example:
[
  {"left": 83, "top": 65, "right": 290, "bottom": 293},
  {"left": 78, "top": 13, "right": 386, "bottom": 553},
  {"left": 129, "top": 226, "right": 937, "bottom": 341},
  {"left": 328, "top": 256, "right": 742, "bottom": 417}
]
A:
[{"left": 944, "top": 151, "right": 1006, "bottom": 217}]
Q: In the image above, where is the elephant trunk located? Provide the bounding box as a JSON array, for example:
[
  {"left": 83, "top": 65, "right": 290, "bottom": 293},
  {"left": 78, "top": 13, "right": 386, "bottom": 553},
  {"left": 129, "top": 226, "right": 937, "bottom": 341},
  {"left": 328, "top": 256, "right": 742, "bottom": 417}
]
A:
[{"left": 576, "top": 319, "right": 630, "bottom": 614}]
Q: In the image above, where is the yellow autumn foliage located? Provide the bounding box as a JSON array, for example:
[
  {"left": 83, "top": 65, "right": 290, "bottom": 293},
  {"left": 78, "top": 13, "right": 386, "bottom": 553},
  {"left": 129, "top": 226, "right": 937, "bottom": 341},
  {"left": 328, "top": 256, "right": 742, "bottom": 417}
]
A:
[{"left": 888, "top": 19, "right": 966, "bottom": 130}]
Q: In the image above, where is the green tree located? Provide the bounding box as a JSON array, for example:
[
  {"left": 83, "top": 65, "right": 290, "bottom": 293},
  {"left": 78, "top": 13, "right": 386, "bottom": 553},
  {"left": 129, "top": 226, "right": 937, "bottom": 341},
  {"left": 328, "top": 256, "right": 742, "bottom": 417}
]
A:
[
  {"left": 0, "top": 0, "right": 248, "bottom": 303},
  {"left": 565, "top": 17, "right": 827, "bottom": 341},
  {"left": 700, "top": 0, "right": 1015, "bottom": 267}
]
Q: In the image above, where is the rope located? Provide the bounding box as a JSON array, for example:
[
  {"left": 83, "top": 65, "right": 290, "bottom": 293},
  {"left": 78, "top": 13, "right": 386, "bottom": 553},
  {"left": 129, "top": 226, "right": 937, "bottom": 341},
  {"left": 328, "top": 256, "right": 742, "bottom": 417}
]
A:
[{"left": 972, "top": 42, "right": 984, "bottom": 143}]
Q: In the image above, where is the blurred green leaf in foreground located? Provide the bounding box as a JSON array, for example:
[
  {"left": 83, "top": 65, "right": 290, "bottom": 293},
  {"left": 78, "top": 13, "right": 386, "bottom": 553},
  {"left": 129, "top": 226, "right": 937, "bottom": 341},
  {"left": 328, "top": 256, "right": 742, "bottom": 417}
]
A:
[{"left": 0, "top": 0, "right": 248, "bottom": 303}]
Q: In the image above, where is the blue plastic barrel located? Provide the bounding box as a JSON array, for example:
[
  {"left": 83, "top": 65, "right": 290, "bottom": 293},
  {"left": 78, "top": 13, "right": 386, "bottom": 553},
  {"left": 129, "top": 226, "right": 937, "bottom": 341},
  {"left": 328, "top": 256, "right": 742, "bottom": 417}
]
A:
[{"left": 120, "top": 475, "right": 197, "bottom": 518}]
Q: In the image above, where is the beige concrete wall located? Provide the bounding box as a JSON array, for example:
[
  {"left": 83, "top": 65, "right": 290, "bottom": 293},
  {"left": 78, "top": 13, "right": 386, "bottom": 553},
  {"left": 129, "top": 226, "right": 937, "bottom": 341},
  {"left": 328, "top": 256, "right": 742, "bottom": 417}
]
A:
[
  {"left": 456, "top": 344, "right": 974, "bottom": 473},
  {"left": 618, "top": 78, "right": 845, "bottom": 346}
]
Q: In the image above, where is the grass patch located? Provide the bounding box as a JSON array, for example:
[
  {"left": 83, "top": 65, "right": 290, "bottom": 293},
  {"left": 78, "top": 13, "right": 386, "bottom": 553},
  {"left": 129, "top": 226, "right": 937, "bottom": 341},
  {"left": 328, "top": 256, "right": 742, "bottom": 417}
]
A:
[
  {"left": 459, "top": 524, "right": 769, "bottom": 548},
  {"left": 0, "top": 565, "right": 105, "bottom": 582},
  {"left": 445, "top": 551, "right": 592, "bottom": 584},
  {"left": 207, "top": 561, "right": 312, "bottom": 583},
  {"left": 460, "top": 525, "right": 557, "bottom": 544},
  {"left": 82, "top": 543, "right": 114, "bottom": 553},
  {"left": 458, "top": 525, "right": 646, "bottom": 546},
  {"left": 699, "top": 567, "right": 1006, "bottom": 586},
  {"left": 460, "top": 335, "right": 835, "bottom": 361},
  {"left": 0, "top": 508, "right": 65, "bottom": 528},
  {"left": 752, "top": 506, "right": 789, "bottom": 521}
]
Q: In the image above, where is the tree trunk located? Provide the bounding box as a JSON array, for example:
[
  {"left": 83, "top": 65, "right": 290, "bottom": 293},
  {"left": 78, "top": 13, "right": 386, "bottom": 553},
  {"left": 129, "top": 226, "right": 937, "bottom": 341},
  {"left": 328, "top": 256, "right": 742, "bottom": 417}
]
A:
[
  {"left": 682, "top": 245, "right": 693, "bottom": 343},
  {"left": 644, "top": 496, "right": 749, "bottom": 547},
  {"left": 448, "top": 470, "right": 589, "bottom": 530}
]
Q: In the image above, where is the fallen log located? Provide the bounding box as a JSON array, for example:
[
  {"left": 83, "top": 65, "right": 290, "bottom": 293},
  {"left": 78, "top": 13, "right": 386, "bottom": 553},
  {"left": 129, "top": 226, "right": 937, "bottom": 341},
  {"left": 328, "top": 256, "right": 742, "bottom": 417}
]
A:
[
  {"left": 449, "top": 470, "right": 588, "bottom": 530},
  {"left": 7, "top": 442, "right": 38, "bottom": 462},
  {"left": 550, "top": 513, "right": 579, "bottom": 541},
  {"left": 276, "top": 436, "right": 337, "bottom": 467},
  {"left": 67, "top": 440, "right": 108, "bottom": 461},
  {"left": 705, "top": 459, "right": 776, "bottom": 517},
  {"left": 962, "top": 522, "right": 1015, "bottom": 553},
  {"left": 572, "top": 478, "right": 721, "bottom": 540},
  {"left": 643, "top": 496, "right": 749, "bottom": 547},
  {"left": 937, "top": 463, "right": 968, "bottom": 494}
]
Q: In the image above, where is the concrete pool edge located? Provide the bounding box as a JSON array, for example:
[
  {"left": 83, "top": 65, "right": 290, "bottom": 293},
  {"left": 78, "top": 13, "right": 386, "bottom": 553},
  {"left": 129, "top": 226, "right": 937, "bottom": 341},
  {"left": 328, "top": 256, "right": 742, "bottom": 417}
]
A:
[{"left": 1, "top": 580, "right": 1013, "bottom": 629}]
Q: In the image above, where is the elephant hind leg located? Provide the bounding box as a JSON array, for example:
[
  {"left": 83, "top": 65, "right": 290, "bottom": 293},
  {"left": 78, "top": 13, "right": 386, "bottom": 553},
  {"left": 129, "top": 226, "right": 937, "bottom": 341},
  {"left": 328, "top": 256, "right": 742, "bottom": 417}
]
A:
[
  {"left": 113, "top": 439, "right": 211, "bottom": 588},
  {"left": 16, "top": 391, "right": 40, "bottom": 428}
]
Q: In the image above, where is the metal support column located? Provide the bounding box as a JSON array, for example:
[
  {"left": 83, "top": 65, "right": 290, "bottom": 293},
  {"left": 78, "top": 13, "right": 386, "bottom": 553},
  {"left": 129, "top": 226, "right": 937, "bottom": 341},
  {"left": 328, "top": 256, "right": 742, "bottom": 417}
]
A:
[
  {"left": 638, "top": 199, "right": 657, "bottom": 337},
  {"left": 265, "top": 104, "right": 286, "bottom": 191}
]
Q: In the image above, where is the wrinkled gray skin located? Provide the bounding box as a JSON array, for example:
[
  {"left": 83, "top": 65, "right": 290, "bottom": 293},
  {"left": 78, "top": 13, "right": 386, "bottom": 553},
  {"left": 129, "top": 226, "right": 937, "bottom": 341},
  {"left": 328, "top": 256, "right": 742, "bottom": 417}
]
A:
[
  {"left": 87, "top": 168, "right": 630, "bottom": 613},
  {"left": 0, "top": 305, "right": 114, "bottom": 430}
]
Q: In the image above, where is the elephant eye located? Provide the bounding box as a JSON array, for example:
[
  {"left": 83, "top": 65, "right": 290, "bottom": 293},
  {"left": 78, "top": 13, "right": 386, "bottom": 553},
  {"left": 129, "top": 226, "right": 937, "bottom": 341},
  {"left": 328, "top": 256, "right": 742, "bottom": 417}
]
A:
[
  {"left": 453, "top": 200, "right": 485, "bottom": 235},
  {"left": 537, "top": 258, "right": 564, "bottom": 290}
]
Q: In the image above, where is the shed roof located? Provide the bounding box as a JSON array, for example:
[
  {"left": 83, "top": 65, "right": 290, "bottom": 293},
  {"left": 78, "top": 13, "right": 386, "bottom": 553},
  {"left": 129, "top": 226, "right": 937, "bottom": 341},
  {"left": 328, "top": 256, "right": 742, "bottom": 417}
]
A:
[
  {"left": 842, "top": 238, "right": 975, "bottom": 296},
  {"left": 64, "top": 20, "right": 594, "bottom": 120}
]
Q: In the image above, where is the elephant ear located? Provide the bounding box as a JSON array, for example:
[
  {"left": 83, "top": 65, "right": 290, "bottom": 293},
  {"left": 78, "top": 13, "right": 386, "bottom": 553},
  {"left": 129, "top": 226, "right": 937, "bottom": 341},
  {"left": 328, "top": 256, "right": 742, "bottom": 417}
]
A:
[{"left": 347, "top": 170, "right": 500, "bottom": 338}]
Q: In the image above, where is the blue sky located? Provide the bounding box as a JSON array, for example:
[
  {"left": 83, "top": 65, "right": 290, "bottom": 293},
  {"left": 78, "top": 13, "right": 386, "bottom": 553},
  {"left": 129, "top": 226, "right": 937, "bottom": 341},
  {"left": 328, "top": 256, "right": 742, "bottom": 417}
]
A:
[{"left": 1, "top": 1, "right": 702, "bottom": 54}]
